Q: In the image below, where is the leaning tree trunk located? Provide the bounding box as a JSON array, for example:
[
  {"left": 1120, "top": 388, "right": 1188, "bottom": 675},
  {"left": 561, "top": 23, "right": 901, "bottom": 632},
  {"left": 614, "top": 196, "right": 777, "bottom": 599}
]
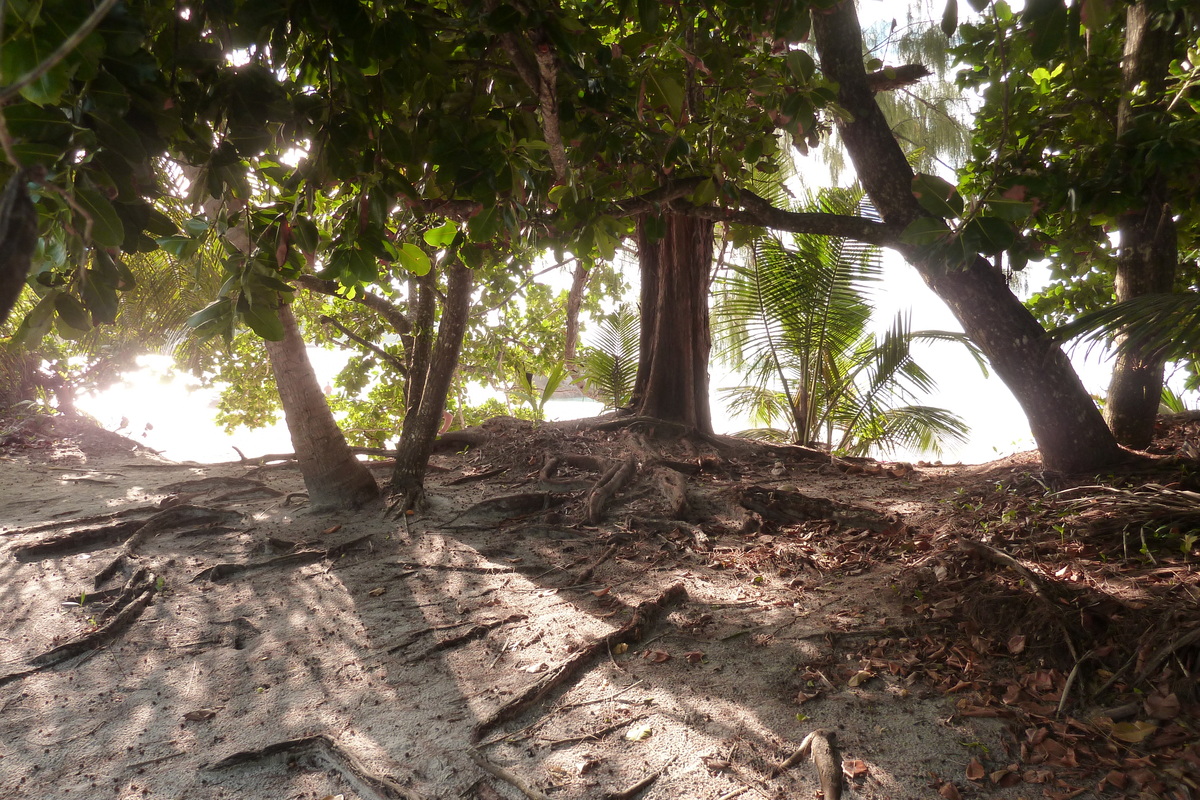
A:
[
  {"left": 812, "top": 0, "right": 1126, "bottom": 474},
  {"left": 391, "top": 261, "right": 474, "bottom": 508},
  {"left": 1105, "top": 0, "right": 1179, "bottom": 449},
  {"left": 628, "top": 213, "right": 714, "bottom": 434},
  {"left": 263, "top": 303, "right": 379, "bottom": 509}
]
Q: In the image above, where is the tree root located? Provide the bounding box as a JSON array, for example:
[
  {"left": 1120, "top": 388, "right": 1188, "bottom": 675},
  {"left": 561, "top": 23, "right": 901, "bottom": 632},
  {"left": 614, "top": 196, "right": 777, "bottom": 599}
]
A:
[
  {"left": 12, "top": 516, "right": 147, "bottom": 561},
  {"left": 206, "top": 733, "right": 426, "bottom": 800},
  {"left": 652, "top": 466, "right": 688, "bottom": 519},
  {"left": 2, "top": 505, "right": 158, "bottom": 538},
  {"left": 468, "top": 749, "right": 551, "bottom": 800},
  {"left": 575, "top": 543, "right": 619, "bottom": 584},
  {"left": 739, "top": 485, "right": 897, "bottom": 532},
  {"left": 404, "top": 614, "right": 526, "bottom": 663},
  {"left": 453, "top": 492, "right": 568, "bottom": 523},
  {"left": 603, "top": 755, "right": 677, "bottom": 800},
  {"left": 471, "top": 582, "right": 687, "bottom": 742},
  {"left": 191, "top": 535, "right": 374, "bottom": 582},
  {"left": 0, "top": 569, "right": 159, "bottom": 686},
  {"left": 93, "top": 505, "right": 243, "bottom": 588},
  {"left": 771, "top": 729, "right": 842, "bottom": 799},
  {"left": 587, "top": 457, "right": 637, "bottom": 524}
]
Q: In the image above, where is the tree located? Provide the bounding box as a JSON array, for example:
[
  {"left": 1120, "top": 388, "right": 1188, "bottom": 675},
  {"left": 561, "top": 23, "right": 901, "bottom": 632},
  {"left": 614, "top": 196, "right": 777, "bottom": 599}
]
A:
[
  {"left": 263, "top": 302, "right": 379, "bottom": 509},
  {"left": 714, "top": 188, "right": 974, "bottom": 456},
  {"left": 956, "top": 0, "right": 1200, "bottom": 448}
]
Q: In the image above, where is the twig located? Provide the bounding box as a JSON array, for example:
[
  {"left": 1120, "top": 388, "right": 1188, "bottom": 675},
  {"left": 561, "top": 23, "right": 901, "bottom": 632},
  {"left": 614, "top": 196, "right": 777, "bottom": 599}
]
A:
[
  {"left": 544, "top": 713, "right": 649, "bottom": 748},
  {"left": 1058, "top": 649, "right": 1094, "bottom": 717},
  {"left": 603, "top": 755, "right": 677, "bottom": 800},
  {"left": 467, "top": 749, "right": 550, "bottom": 800},
  {"left": 0, "top": 0, "right": 120, "bottom": 104}
]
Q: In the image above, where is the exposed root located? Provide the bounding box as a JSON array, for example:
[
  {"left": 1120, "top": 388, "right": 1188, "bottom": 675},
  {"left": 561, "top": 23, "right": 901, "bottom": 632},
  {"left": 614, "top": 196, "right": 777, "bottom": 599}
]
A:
[
  {"left": 652, "top": 465, "right": 688, "bottom": 519},
  {"left": 453, "top": 492, "right": 568, "bottom": 522},
  {"left": 603, "top": 755, "right": 677, "bottom": 800},
  {"left": 447, "top": 467, "right": 508, "bottom": 485},
  {"left": 471, "top": 582, "right": 688, "bottom": 742},
  {"left": 587, "top": 457, "right": 637, "bottom": 524},
  {"left": 1, "top": 505, "right": 157, "bottom": 538},
  {"left": 739, "top": 485, "right": 897, "bottom": 532},
  {"left": 12, "top": 516, "right": 147, "bottom": 561},
  {"left": 772, "top": 729, "right": 842, "bottom": 800},
  {"left": 404, "top": 614, "right": 526, "bottom": 663},
  {"left": 206, "top": 733, "right": 427, "bottom": 800},
  {"left": 575, "top": 543, "right": 619, "bottom": 584},
  {"left": 468, "top": 749, "right": 551, "bottom": 800},
  {"left": 93, "top": 505, "right": 243, "bottom": 588},
  {"left": 0, "top": 569, "right": 159, "bottom": 686}
]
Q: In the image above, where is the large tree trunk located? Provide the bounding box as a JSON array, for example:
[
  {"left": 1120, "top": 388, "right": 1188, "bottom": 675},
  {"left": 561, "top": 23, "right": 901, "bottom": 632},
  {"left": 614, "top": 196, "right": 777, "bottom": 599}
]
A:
[
  {"left": 390, "top": 261, "right": 474, "bottom": 508},
  {"left": 1105, "top": 0, "right": 1178, "bottom": 448},
  {"left": 263, "top": 303, "right": 379, "bottom": 509},
  {"left": 811, "top": 0, "right": 1125, "bottom": 473},
  {"left": 628, "top": 213, "right": 714, "bottom": 434}
]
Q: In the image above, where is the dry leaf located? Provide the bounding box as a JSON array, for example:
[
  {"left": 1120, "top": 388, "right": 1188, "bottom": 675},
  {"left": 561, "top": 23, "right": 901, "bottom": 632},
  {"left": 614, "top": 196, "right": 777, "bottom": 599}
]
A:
[
  {"left": 625, "top": 722, "right": 653, "bottom": 741},
  {"left": 591, "top": 587, "right": 611, "bottom": 597},
  {"left": 842, "top": 759, "right": 868, "bottom": 778},
  {"left": 795, "top": 691, "right": 819, "bottom": 704},
  {"left": 938, "top": 782, "right": 962, "bottom": 800},
  {"left": 321, "top": 524, "right": 342, "bottom": 535},
  {"left": 1006, "top": 634, "right": 1026, "bottom": 654},
  {"left": 368, "top": 587, "right": 386, "bottom": 596},
  {"left": 1144, "top": 692, "right": 1180, "bottom": 720},
  {"left": 683, "top": 650, "right": 704, "bottom": 664},
  {"left": 847, "top": 669, "right": 873, "bottom": 687},
  {"left": 612, "top": 643, "right": 629, "bottom": 655},
  {"left": 965, "top": 758, "right": 985, "bottom": 780},
  {"left": 1104, "top": 770, "right": 1129, "bottom": 790},
  {"left": 1110, "top": 721, "right": 1157, "bottom": 744},
  {"left": 642, "top": 649, "right": 671, "bottom": 663},
  {"left": 183, "top": 708, "right": 219, "bottom": 721}
]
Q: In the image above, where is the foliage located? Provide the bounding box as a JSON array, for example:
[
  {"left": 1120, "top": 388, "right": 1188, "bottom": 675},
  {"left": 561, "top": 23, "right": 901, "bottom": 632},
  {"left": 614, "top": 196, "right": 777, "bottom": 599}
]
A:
[
  {"left": 578, "top": 304, "right": 640, "bottom": 411},
  {"left": 713, "top": 187, "right": 975, "bottom": 457},
  {"left": 510, "top": 363, "right": 568, "bottom": 422}
]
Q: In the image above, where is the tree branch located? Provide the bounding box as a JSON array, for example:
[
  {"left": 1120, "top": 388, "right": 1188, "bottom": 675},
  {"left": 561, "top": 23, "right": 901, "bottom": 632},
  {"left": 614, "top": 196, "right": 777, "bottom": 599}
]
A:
[
  {"left": 0, "top": 0, "right": 120, "bottom": 104},
  {"left": 316, "top": 314, "right": 407, "bottom": 375},
  {"left": 865, "top": 63, "right": 932, "bottom": 93},
  {"left": 295, "top": 274, "right": 411, "bottom": 336}
]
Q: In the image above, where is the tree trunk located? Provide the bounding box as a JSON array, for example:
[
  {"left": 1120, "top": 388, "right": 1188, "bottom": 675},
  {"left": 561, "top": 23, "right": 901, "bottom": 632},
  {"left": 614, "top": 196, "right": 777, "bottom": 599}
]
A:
[
  {"left": 390, "top": 261, "right": 474, "bottom": 507},
  {"left": 563, "top": 261, "right": 590, "bottom": 364},
  {"left": 811, "top": 0, "right": 1126, "bottom": 473},
  {"left": 1105, "top": 0, "right": 1178, "bottom": 449},
  {"left": 629, "top": 213, "right": 714, "bottom": 434},
  {"left": 263, "top": 303, "right": 379, "bottom": 509},
  {"left": 403, "top": 272, "right": 436, "bottom": 422}
]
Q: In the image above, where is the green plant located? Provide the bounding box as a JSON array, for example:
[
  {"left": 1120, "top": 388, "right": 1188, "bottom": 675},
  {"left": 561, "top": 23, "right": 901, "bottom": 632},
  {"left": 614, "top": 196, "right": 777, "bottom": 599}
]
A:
[
  {"left": 510, "top": 363, "right": 568, "bottom": 422},
  {"left": 713, "top": 187, "right": 981, "bottom": 458},
  {"left": 578, "top": 305, "right": 639, "bottom": 412}
]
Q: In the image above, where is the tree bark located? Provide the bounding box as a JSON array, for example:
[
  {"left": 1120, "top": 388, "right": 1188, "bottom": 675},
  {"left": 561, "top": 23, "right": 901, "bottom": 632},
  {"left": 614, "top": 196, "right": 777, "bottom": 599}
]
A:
[
  {"left": 563, "top": 261, "right": 590, "bottom": 365},
  {"left": 390, "top": 261, "right": 474, "bottom": 507},
  {"left": 263, "top": 303, "right": 379, "bottom": 509},
  {"left": 629, "top": 214, "right": 714, "bottom": 434},
  {"left": 811, "top": 0, "right": 1126, "bottom": 473},
  {"left": 1105, "top": 0, "right": 1178, "bottom": 449},
  {"left": 403, "top": 272, "right": 436, "bottom": 421}
]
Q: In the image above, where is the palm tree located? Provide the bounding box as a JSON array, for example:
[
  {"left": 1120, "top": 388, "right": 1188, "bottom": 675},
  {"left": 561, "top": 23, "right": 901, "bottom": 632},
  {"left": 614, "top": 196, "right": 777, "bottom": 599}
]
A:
[
  {"left": 578, "top": 304, "right": 640, "bottom": 412},
  {"left": 712, "top": 187, "right": 979, "bottom": 457}
]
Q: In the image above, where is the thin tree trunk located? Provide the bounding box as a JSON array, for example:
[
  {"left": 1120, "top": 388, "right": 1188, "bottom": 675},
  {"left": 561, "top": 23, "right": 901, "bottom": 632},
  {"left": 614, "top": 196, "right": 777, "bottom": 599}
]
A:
[
  {"left": 263, "top": 303, "right": 379, "bottom": 509},
  {"left": 563, "top": 261, "right": 590, "bottom": 365},
  {"left": 403, "top": 272, "right": 435, "bottom": 422},
  {"left": 1105, "top": 0, "right": 1178, "bottom": 448},
  {"left": 390, "top": 262, "right": 474, "bottom": 508},
  {"left": 811, "top": 0, "right": 1125, "bottom": 473},
  {"left": 629, "top": 214, "right": 714, "bottom": 434}
]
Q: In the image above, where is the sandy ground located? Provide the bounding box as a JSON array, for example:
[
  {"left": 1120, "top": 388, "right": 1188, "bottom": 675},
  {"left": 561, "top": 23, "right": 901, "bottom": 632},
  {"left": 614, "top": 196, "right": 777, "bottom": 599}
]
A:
[{"left": 0, "top": 415, "right": 1184, "bottom": 800}]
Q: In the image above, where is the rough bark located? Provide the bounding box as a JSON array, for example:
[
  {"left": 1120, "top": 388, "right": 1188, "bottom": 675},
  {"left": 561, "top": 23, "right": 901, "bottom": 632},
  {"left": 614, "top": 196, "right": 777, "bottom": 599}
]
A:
[
  {"left": 263, "top": 303, "right": 379, "bottom": 509},
  {"left": 403, "top": 272, "right": 436, "bottom": 420},
  {"left": 0, "top": 168, "right": 39, "bottom": 327},
  {"left": 811, "top": 0, "right": 1125, "bottom": 473},
  {"left": 390, "top": 262, "right": 474, "bottom": 507},
  {"left": 1105, "top": 0, "right": 1179, "bottom": 449},
  {"left": 629, "top": 214, "right": 714, "bottom": 434}
]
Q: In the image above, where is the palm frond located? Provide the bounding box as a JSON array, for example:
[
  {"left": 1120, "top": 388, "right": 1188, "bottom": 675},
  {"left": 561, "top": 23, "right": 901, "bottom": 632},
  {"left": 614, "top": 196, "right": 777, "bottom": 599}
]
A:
[
  {"left": 579, "top": 304, "right": 639, "bottom": 411},
  {"left": 1051, "top": 292, "right": 1200, "bottom": 363}
]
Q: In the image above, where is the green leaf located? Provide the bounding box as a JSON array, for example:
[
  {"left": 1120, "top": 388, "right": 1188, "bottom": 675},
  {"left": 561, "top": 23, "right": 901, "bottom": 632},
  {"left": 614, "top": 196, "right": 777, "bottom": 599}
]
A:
[
  {"left": 966, "top": 0, "right": 989, "bottom": 11},
  {"left": 984, "top": 197, "right": 1034, "bottom": 221},
  {"left": 689, "top": 178, "right": 719, "bottom": 207},
  {"left": 81, "top": 269, "right": 119, "bottom": 324},
  {"left": 941, "top": 0, "right": 958, "bottom": 37},
  {"left": 0, "top": 37, "right": 70, "bottom": 106},
  {"left": 74, "top": 186, "right": 125, "bottom": 247},
  {"left": 242, "top": 302, "right": 285, "bottom": 341},
  {"left": 53, "top": 292, "right": 91, "bottom": 331},
  {"left": 423, "top": 220, "right": 458, "bottom": 247},
  {"left": 911, "top": 173, "right": 963, "bottom": 218},
  {"left": 396, "top": 243, "right": 432, "bottom": 276},
  {"left": 13, "top": 292, "right": 57, "bottom": 346},
  {"left": 900, "top": 217, "right": 953, "bottom": 246},
  {"left": 187, "top": 298, "right": 233, "bottom": 330},
  {"left": 961, "top": 216, "right": 1017, "bottom": 255}
]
